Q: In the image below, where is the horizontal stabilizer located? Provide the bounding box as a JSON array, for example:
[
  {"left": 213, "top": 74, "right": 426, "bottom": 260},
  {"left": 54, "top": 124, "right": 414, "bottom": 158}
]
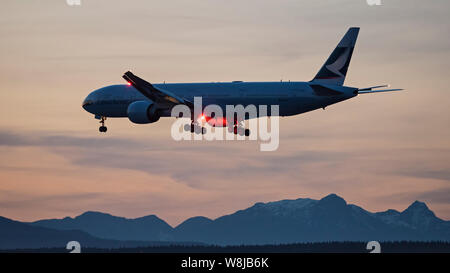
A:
[
  {"left": 358, "top": 89, "right": 403, "bottom": 94},
  {"left": 357, "top": 84, "right": 403, "bottom": 94},
  {"left": 358, "top": 85, "right": 389, "bottom": 91}
]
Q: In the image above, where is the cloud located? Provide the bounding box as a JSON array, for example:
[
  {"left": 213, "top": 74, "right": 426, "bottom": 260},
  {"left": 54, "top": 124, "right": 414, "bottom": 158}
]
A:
[
  {"left": 0, "top": 190, "right": 102, "bottom": 210},
  {"left": 0, "top": 131, "right": 34, "bottom": 146},
  {"left": 416, "top": 189, "right": 450, "bottom": 205},
  {"left": 0, "top": 129, "right": 350, "bottom": 189},
  {"left": 0, "top": 129, "right": 158, "bottom": 150},
  {"left": 1, "top": 0, "right": 450, "bottom": 223},
  {"left": 377, "top": 188, "right": 450, "bottom": 207},
  {"left": 401, "top": 170, "right": 450, "bottom": 182},
  {"left": 1, "top": 129, "right": 449, "bottom": 191}
]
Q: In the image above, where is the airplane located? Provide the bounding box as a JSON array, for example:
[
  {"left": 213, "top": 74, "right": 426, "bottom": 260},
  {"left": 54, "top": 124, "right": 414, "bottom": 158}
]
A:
[{"left": 82, "top": 27, "right": 402, "bottom": 135}]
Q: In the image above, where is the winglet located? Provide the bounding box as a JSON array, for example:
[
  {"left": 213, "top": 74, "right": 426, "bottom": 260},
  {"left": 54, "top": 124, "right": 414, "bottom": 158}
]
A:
[
  {"left": 123, "top": 71, "right": 193, "bottom": 107},
  {"left": 123, "top": 71, "right": 159, "bottom": 101}
]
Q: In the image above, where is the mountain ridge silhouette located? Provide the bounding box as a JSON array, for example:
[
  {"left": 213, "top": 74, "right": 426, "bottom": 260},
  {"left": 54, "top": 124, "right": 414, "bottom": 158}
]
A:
[
  {"left": 1, "top": 193, "right": 448, "bottom": 248},
  {"left": 0, "top": 215, "right": 185, "bottom": 249}
]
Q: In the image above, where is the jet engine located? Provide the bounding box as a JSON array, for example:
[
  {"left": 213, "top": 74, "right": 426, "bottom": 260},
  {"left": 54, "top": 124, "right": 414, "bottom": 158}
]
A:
[{"left": 127, "top": 100, "right": 160, "bottom": 124}]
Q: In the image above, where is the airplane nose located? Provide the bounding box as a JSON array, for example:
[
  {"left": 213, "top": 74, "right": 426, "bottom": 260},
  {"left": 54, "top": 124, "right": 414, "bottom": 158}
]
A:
[
  {"left": 82, "top": 98, "right": 91, "bottom": 110},
  {"left": 82, "top": 93, "right": 95, "bottom": 112}
]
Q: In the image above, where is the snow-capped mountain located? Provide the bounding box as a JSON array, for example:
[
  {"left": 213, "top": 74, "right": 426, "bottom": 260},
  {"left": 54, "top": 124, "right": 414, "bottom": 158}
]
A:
[{"left": 15, "top": 194, "right": 450, "bottom": 246}]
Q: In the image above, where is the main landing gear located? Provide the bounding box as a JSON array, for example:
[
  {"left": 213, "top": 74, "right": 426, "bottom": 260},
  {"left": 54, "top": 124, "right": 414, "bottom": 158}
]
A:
[
  {"left": 183, "top": 122, "right": 207, "bottom": 134},
  {"left": 99, "top": 116, "right": 107, "bottom": 133},
  {"left": 183, "top": 120, "right": 250, "bottom": 136},
  {"left": 228, "top": 123, "right": 250, "bottom": 137}
]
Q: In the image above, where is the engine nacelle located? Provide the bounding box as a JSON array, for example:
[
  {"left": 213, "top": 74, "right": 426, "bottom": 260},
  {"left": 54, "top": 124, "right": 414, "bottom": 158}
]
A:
[{"left": 127, "top": 100, "right": 160, "bottom": 124}]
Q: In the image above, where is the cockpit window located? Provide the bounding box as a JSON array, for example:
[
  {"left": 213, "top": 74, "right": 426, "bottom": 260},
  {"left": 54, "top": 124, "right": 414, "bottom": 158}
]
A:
[{"left": 82, "top": 100, "right": 94, "bottom": 107}]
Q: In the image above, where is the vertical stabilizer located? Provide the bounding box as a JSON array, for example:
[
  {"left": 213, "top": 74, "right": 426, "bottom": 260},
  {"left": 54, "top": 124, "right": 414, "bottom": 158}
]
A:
[{"left": 311, "top": 27, "right": 359, "bottom": 86}]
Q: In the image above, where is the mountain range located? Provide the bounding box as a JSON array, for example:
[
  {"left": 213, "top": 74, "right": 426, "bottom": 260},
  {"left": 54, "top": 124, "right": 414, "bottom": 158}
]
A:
[
  {"left": 0, "top": 215, "right": 178, "bottom": 250},
  {"left": 1, "top": 194, "right": 449, "bottom": 249}
]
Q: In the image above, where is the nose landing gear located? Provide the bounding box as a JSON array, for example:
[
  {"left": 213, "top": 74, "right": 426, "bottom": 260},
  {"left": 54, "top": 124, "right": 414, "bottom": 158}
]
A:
[{"left": 99, "top": 117, "right": 107, "bottom": 133}]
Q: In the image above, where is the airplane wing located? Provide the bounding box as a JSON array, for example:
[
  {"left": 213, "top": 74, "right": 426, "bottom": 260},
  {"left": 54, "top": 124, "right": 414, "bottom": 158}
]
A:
[{"left": 123, "top": 71, "right": 193, "bottom": 108}]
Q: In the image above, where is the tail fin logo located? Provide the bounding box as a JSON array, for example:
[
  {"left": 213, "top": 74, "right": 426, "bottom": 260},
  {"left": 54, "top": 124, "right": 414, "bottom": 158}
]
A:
[
  {"left": 325, "top": 47, "right": 351, "bottom": 78},
  {"left": 315, "top": 46, "right": 354, "bottom": 80}
]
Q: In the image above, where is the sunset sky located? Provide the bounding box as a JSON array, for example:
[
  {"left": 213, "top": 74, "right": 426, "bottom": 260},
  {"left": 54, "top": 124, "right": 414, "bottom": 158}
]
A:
[{"left": 1, "top": 0, "right": 449, "bottom": 226}]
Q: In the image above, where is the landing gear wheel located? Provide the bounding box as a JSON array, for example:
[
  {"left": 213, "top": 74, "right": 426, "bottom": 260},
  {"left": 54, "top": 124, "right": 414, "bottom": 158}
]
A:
[
  {"left": 237, "top": 127, "right": 245, "bottom": 136},
  {"left": 184, "top": 124, "right": 191, "bottom": 132},
  {"left": 231, "top": 122, "right": 249, "bottom": 137},
  {"left": 98, "top": 117, "right": 107, "bottom": 133},
  {"left": 188, "top": 121, "right": 206, "bottom": 135}
]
